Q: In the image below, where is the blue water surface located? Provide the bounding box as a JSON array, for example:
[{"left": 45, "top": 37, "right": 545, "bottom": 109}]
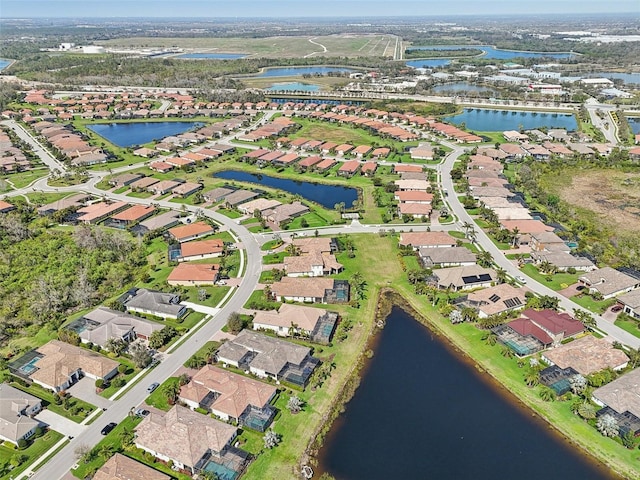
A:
[
  {"left": 213, "top": 170, "right": 357, "bottom": 209},
  {"left": 445, "top": 108, "right": 577, "bottom": 132},
  {"left": 88, "top": 122, "right": 203, "bottom": 147},
  {"left": 406, "top": 45, "right": 574, "bottom": 60}
]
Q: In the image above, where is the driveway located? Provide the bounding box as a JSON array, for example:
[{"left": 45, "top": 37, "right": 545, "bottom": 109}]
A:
[
  {"left": 67, "top": 377, "right": 113, "bottom": 410},
  {"left": 35, "top": 410, "right": 84, "bottom": 438}
]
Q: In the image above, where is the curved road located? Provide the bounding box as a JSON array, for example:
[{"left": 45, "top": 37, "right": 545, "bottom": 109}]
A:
[{"left": 438, "top": 141, "right": 640, "bottom": 349}]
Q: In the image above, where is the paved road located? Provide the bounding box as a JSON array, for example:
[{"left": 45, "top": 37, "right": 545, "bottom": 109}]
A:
[
  {"left": 439, "top": 141, "right": 639, "bottom": 348},
  {"left": 1, "top": 119, "right": 68, "bottom": 173},
  {"left": 585, "top": 97, "right": 619, "bottom": 144}
]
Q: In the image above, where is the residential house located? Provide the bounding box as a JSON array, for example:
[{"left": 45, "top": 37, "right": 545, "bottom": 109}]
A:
[
  {"left": 149, "top": 180, "right": 181, "bottom": 195},
  {"left": 252, "top": 303, "right": 338, "bottom": 343},
  {"left": 530, "top": 231, "right": 570, "bottom": 252},
  {"left": 432, "top": 265, "right": 497, "bottom": 291},
  {"left": 283, "top": 247, "right": 343, "bottom": 277},
  {"left": 394, "top": 179, "right": 430, "bottom": 191},
  {"left": 337, "top": 160, "right": 360, "bottom": 177},
  {"left": 109, "top": 205, "right": 156, "bottom": 227},
  {"left": 108, "top": 173, "right": 143, "bottom": 188},
  {"left": 167, "top": 263, "right": 219, "bottom": 286},
  {"left": 172, "top": 182, "right": 202, "bottom": 198},
  {"left": 148, "top": 161, "right": 174, "bottom": 173},
  {"left": 314, "top": 159, "right": 336, "bottom": 173},
  {"left": 617, "top": 290, "right": 640, "bottom": 319},
  {"left": 394, "top": 191, "right": 433, "bottom": 204},
  {"left": 203, "top": 187, "right": 234, "bottom": 203},
  {"left": 500, "top": 308, "right": 584, "bottom": 350},
  {"left": 579, "top": 267, "right": 640, "bottom": 299},
  {"left": 270, "top": 277, "right": 349, "bottom": 304},
  {"left": 77, "top": 201, "right": 129, "bottom": 224},
  {"left": 224, "top": 189, "right": 260, "bottom": 207},
  {"left": 129, "top": 177, "right": 160, "bottom": 191},
  {"left": 168, "top": 222, "right": 215, "bottom": 243},
  {"left": 179, "top": 366, "right": 276, "bottom": 427},
  {"left": 531, "top": 251, "right": 595, "bottom": 272},
  {"left": 399, "top": 231, "right": 457, "bottom": 250},
  {"left": 238, "top": 198, "right": 282, "bottom": 216},
  {"left": 542, "top": 335, "right": 629, "bottom": 375},
  {"left": 215, "top": 330, "right": 319, "bottom": 386},
  {"left": 263, "top": 202, "right": 310, "bottom": 227},
  {"left": 398, "top": 202, "right": 432, "bottom": 219},
  {"left": 123, "top": 288, "right": 187, "bottom": 319},
  {"left": 360, "top": 162, "right": 377, "bottom": 176},
  {"left": 93, "top": 453, "right": 170, "bottom": 480},
  {"left": 138, "top": 210, "right": 181, "bottom": 234},
  {"left": 466, "top": 283, "right": 527, "bottom": 318},
  {"left": 0, "top": 384, "right": 42, "bottom": 446},
  {"left": 135, "top": 405, "right": 237, "bottom": 474},
  {"left": 177, "top": 239, "right": 224, "bottom": 262},
  {"left": 419, "top": 246, "right": 477, "bottom": 268},
  {"left": 0, "top": 200, "right": 16, "bottom": 213},
  {"left": 66, "top": 306, "right": 163, "bottom": 346},
  {"left": 410, "top": 145, "right": 434, "bottom": 160},
  {"left": 12, "top": 340, "right": 119, "bottom": 392},
  {"left": 593, "top": 368, "right": 640, "bottom": 436}
]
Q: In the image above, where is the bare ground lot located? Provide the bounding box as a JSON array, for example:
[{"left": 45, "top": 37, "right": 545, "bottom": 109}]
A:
[
  {"left": 549, "top": 170, "right": 640, "bottom": 234},
  {"left": 99, "top": 34, "right": 397, "bottom": 58}
]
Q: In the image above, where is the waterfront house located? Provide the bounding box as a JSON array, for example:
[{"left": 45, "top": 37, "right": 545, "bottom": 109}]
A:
[
  {"left": 215, "top": 330, "right": 319, "bottom": 386},
  {"left": 135, "top": 405, "right": 237, "bottom": 475}
]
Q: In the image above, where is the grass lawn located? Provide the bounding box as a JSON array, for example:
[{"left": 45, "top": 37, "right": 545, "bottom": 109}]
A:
[
  {"left": 448, "top": 230, "right": 466, "bottom": 239},
  {"left": 184, "top": 287, "right": 230, "bottom": 308},
  {"left": 243, "top": 289, "right": 281, "bottom": 311},
  {"left": 216, "top": 207, "right": 242, "bottom": 219},
  {"left": 126, "top": 190, "right": 154, "bottom": 199},
  {"left": 263, "top": 252, "right": 287, "bottom": 265},
  {"left": 571, "top": 295, "right": 616, "bottom": 314},
  {"left": 520, "top": 264, "right": 579, "bottom": 291},
  {"left": 249, "top": 224, "right": 270, "bottom": 233},
  {"left": 99, "top": 359, "right": 139, "bottom": 399},
  {"left": 261, "top": 239, "right": 284, "bottom": 251},
  {"left": 10, "top": 382, "right": 96, "bottom": 423},
  {"left": 0, "top": 429, "right": 63, "bottom": 480},
  {"left": 145, "top": 377, "right": 180, "bottom": 412},
  {"left": 259, "top": 269, "right": 277, "bottom": 283},
  {"left": 183, "top": 340, "right": 221, "bottom": 367},
  {"left": 285, "top": 211, "right": 329, "bottom": 230},
  {"left": 1, "top": 168, "right": 48, "bottom": 189},
  {"left": 614, "top": 317, "right": 640, "bottom": 339}
]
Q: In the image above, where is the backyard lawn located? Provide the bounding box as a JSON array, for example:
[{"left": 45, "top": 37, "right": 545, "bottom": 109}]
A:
[{"left": 520, "top": 264, "right": 579, "bottom": 291}]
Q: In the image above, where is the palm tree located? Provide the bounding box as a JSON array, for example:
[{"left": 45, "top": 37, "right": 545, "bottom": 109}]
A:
[
  {"left": 162, "top": 381, "right": 181, "bottom": 405},
  {"left": 524, "top": 370, "right": 540, "bottom": 387},
  {"left": 287, "top": 395, "right": 303, "bottom": 414},
  {"left": 98, "top": 444, "right": 114, "bottom": 461},
  {"left": 263, "top": 428, "right": 281, "bottom": 449},
  {"left": 538, "top": 386, "right": 556, "bottom": 402},
  {"left": 510, "top": 227, "right": 520, "bottom": 247},
  {"left": 481, "top": 331, "right": 498, "bottom": 346},
  {"left": 119, "top": 427, "right": 135, "bottom": 450},
  {"left": 596, "top": 414, "right": 619, "bottom": 438},
  {"left": 495, "top": 267, "right": 507, "bottom": 284},
  {"left": 461, "top": 221, "right": 475, "bottom": 239},
  {"left": 569, "top": 374, "right": 587, "bottom": 395},
  {"left": 477, "top": 250, "right": 493, "bottom": 268},
  {"left": 500, "top": 346, "right": 515, "bottom": 358},
  {"left": 460, "top": 306, "right": 478, "bottom": 323}
]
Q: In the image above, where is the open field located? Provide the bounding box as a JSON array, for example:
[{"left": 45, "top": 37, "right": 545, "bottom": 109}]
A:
[
  {"left": 543, "top": 169, "right": 640, "bottom": 236},
  {"left": 99, "top": 34, "right": 398, "bottom": 59}
]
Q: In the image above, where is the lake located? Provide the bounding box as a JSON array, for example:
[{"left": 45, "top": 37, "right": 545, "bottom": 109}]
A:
[
  {"left": 212, "top": 170, "right": 357, "bottom": 209},
  {"left": 87, "top": 121, "right": 203, "bottom": 147},
  {"left": 176, "top": 53, "right": 247, "bottom": 60},
  {"left": 0, "top": 59, "right": 11, "bottom": 71},
  {"left": 432, "top": 82, "right": 500, "bottom": 95},
  {"left": 255, "top": 66, "right": 354, "bottom": 78},
  {"left": 266, "top": 82, "right": 320, "bottom": 92},
  {"left": 445, "top": 108, "right": 577, "bottom": 132},
  {"left": 407, "top": 45, "right": 574, "bottom": 60},
  {"left": 318, "top": 306, "right": 613, "bottom": 480},
  {"left": 405, "top": 59, "right": 451, "bottom": 69},
  {"left": 629, "top": 117, "right": 640, "bottom": 135}
]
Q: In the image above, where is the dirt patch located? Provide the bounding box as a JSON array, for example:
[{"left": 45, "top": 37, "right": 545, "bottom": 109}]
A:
[{"left": 554, "top": 170, "right": 640, "bottom": 235}]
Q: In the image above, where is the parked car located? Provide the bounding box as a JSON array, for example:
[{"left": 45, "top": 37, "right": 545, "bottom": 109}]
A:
[
  {"left": 135, "top": 408, "right": 150, "bottom": 418},
  {"left": 101, "top": 422, "right": 117, "bottom": 435},
  {"left": 147, "top": 382, "right": 160, "bottom": 393},
  {"left": 516, "top": 275, "right": 527, "bottom": 284},
  {"left": 611, "top": 305, "right": 623, "bottom": 313}
]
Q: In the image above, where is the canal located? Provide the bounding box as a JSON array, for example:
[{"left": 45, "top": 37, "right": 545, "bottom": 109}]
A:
[{"left": 318, "top": 306, "right": 614, "bottom": 480}]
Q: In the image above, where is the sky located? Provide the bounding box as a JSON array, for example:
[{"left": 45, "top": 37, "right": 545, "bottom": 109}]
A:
[{"left": 3, "top": 0, "right": 639, "bottom": 18}]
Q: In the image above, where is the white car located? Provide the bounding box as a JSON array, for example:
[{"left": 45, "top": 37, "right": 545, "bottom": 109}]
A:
[{"left": 516, "top": 275, "right": 527, "bottom": 284}]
